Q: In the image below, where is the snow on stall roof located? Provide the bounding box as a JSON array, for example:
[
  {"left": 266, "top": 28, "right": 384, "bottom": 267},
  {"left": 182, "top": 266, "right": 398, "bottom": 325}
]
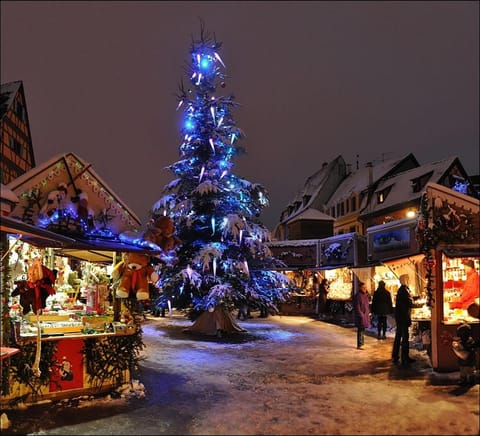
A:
[{"left": 267, "top": 238, "right": 319, "bottom": 247}]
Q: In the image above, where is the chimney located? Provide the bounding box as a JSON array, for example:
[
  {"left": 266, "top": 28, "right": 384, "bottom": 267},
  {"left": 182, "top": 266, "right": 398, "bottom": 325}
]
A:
[{"left": 366, "top": 162, "right": 373, "bottom": 186}]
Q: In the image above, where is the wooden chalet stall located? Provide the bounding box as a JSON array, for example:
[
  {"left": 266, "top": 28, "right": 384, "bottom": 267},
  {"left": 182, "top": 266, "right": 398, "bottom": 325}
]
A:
[
  {"left": 364, "top": 218, "right": 430, "bottom": 352},
  {"left": 418, "top": 183, "right": 480, "bottom": 372},
  {"left": 267, "top": 239, "right": 319, "bottom": 315},
  {"left": 267, "top": 233, "right": 368, "bottom": 320},
  {"left": 1, "top": 153, "right": 161, "bottom": 405},
  {"left": 317, "top": 232, "right": 367, "bottom": 323}
]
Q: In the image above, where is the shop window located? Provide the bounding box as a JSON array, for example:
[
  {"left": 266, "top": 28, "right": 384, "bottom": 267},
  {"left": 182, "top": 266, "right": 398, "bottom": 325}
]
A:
[{"left": 442, "top": 255, "right": 479, "bottom": 323}]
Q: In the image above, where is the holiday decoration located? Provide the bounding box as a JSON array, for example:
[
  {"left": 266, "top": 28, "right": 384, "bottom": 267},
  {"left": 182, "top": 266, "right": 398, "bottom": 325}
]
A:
[
  {"left": 143, "top": 216, "right": 181, "bottom": 252},
  {"left": 12, "top": 256, "right": 56, "bottom": 314},
  {"left": 111, "top": 252, "right": 158, "bottom": 300},
  {"left": 149, "top": 22, "right": 291, "bottom": 327}
]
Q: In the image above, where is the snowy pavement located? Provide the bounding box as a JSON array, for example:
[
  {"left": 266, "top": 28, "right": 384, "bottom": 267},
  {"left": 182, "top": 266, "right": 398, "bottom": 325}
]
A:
[{"left": 3, "top": 312, "right": 479, "bottom": 435}]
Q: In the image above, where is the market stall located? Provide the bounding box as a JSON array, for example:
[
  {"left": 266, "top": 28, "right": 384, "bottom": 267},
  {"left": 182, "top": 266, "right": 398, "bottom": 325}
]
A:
[
  {"left": 317, "top": 232, "right": 368, "bottom": 323},
  {"left": 267, "top": 239, "right": 319, "bottom": 314},
  {"left": 363, "top": 218, "right": 430, "bottom": 352},
  {"left": 417, "top": 182, "right": 480, "bottom": 372},
  {"left": 1, "top": 153, "right": 163, "bottom": 405}
]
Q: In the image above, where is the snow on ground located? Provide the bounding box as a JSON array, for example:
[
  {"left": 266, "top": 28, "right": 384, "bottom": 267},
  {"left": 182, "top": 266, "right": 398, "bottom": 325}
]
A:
[{"left": 3, "top": 312, "right": 479, "bottom": 435}]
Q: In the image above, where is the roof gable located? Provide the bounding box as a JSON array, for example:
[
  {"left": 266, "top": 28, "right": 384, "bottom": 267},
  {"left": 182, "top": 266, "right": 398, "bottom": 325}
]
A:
[
  {"left": 365, "top": 156, "right": 461, "bottom": 213},
  {"left": 6, "top": 152, "right": 141, "bottom": 235}
]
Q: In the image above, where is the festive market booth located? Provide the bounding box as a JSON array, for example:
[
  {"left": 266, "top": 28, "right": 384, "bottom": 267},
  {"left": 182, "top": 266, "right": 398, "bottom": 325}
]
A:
[
  {"left": 1, "top": 153, "right": 162, "bottom": 405},
  {"left": 417, "top": 182, "right": 480, "bottom": 372},
  {"left": 317, "top": 232, "right": 367, "bottom": 323},
  {"left": 363, "top": 218, "right": 430, "bottom": 351},
  {"left": 267, "top": 239, "right": 319, "bottom": 314},
  {"left": 267, "top": 233, "right": 368, "bottom": 320}
]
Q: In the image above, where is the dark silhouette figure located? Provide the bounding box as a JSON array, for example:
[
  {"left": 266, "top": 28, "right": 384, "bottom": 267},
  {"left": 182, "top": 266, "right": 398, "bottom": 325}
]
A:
[
  {"left": 371, "top": 280, "right": 393, "bottom": 339},
  {"left": 392, "top": 274, "right": 414, "bottom": 367}
]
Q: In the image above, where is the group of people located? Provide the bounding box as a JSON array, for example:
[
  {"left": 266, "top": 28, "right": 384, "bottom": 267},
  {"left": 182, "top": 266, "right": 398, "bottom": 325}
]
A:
[
  {"left": 353, "top": 274, "right": 420, "bottom": 366},
  {"left": 353, "top": 259, "right": 479, "bottom": 378}
]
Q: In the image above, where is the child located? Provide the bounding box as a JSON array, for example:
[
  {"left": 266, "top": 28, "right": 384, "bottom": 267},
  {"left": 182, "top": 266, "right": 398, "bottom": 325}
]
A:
[{"left": 452, "top": 323, "right": 478, "bottom": 385}]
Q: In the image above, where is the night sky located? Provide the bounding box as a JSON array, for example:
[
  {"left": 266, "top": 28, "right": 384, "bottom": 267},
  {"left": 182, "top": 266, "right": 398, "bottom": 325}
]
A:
[{"left": 1, "top": 1, "right": 478, "bottom": 230}]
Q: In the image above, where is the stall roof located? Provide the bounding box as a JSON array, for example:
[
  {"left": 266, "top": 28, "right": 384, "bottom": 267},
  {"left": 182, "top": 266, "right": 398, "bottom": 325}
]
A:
[
  {"left": 1, "top": 216, "right": 163, "bottom": 262},
  {"left": 1, "top": 215, "right": 77, "bottom": 248},
  {"left": 6, "top": 152, "right": 141, "bottom": 234},
  {"left": 55, "top": 239, "right": 163, "bottom": 263}
]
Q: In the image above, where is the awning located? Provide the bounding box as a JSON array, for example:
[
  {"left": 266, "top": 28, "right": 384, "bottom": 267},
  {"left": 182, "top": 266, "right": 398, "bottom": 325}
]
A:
[
  {"left": 1, "top": 216, "right": 164, "bottom": 263},
  {"left": 1, "top": 215, "right": 77, "bottom": 248},
  {"left": 440, "top": 245, "right": 480, "bottom": 258},
  {"left": 56, "top": 239, "right": 163, "bottom": 263}
]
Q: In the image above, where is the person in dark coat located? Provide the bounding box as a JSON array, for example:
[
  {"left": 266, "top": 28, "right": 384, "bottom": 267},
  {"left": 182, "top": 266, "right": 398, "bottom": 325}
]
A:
[
  {"left": 317, "top": 278, "right": 329, "bottom": 319},
  {"left": 392, "top": 274, "right": 414, "bottom": 367},
  {"left": 371, "top": 280, "right": 393, "bottom": 340},
  {"left": 353, "top": 281, "right": 370, "bottom": 349}
]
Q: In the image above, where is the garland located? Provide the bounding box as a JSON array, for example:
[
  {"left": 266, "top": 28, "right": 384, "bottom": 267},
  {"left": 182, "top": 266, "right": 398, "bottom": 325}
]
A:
[
  {"left": 416, "top": 193, "right": 436, "bottom": 307},
  {"left": 83, "top": 330, "right": 145, "bottom": 391},
  {"left": 7, "top": 341, "right": 57, "bottom": 401},
  {"left": 1, "top": 233, "right": 13, "bottom": 396}
]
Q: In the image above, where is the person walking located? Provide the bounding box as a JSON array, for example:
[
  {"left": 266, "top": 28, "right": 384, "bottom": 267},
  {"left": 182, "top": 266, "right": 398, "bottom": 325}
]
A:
[
  {"left": 371, "top": 280, "right": 393, "bottom": 340},
  {"left": 353, "top": 281, "right": 370, "bottom": 350},
  {"left": 392, "top": 274, "right": 415, "bottom": 367}
]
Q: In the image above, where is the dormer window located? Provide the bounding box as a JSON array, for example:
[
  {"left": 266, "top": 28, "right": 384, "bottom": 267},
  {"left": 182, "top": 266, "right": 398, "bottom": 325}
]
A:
[
  {"left": 411, "top": 171, "right": 433, "bottom": 193},
  {"left": 376, "top": 185, "right": 392, "bottom": 204}
]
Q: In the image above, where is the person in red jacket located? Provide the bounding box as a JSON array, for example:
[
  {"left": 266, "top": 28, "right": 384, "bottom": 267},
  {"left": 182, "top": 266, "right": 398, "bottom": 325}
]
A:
[{"left": 450, "top": 260, "right": 479, "bottom": 310}]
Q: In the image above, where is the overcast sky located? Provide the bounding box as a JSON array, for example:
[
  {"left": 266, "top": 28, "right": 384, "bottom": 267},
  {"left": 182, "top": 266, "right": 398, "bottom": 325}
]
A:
[{"left": 1, "top": 1, "right": 478, "bottom": 230}]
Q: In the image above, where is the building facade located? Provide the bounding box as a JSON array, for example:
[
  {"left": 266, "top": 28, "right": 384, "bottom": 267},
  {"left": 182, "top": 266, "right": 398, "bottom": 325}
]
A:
[{"left": 1, "top": 81, "right": 36, "bottom": 184}]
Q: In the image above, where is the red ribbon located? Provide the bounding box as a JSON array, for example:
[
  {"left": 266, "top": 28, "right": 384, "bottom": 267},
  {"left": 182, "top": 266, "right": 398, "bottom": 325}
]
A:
[{"left": 131, "top": 270, "right": 140, "bottom": 291}]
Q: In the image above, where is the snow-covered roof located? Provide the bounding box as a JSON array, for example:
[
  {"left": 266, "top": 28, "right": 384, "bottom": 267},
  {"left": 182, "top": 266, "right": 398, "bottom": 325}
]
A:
[
  {"left": 282, "top": 155, "right": 345, "bottom": 224},
  {"left": 287, "top": 207, "right": 334, "bottom": 224},
  {"left": 290, "top": 162, "right": 332, "bottom": 204},
  {"left": 324, "top": 154, "right": 413, "bottom": 209},
  {"left": 365, "top": 156, "right": 458, "bottom": 214}
]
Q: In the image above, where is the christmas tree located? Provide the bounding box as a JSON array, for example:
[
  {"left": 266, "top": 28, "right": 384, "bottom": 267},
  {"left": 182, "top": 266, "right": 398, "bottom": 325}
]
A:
[{"left": 151, "top": 24, "right": 291, "bottom": 328}]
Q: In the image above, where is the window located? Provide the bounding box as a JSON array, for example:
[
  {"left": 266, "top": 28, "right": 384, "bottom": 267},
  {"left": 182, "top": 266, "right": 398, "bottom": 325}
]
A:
[
  {"left": 411, "top": 171, "right": 433, "bottom": 193},
  {"left": 351, "top": 196, "right": 356, "bottom": 211},
  {"left": 376, "top": 185, "right": 393, "bottom": 204},
  {"left": 330, "top": 207, "right": 336, "bottom": 218},
  {"left": 10, "top": 137, "right": 23, "bottom": 155}
]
